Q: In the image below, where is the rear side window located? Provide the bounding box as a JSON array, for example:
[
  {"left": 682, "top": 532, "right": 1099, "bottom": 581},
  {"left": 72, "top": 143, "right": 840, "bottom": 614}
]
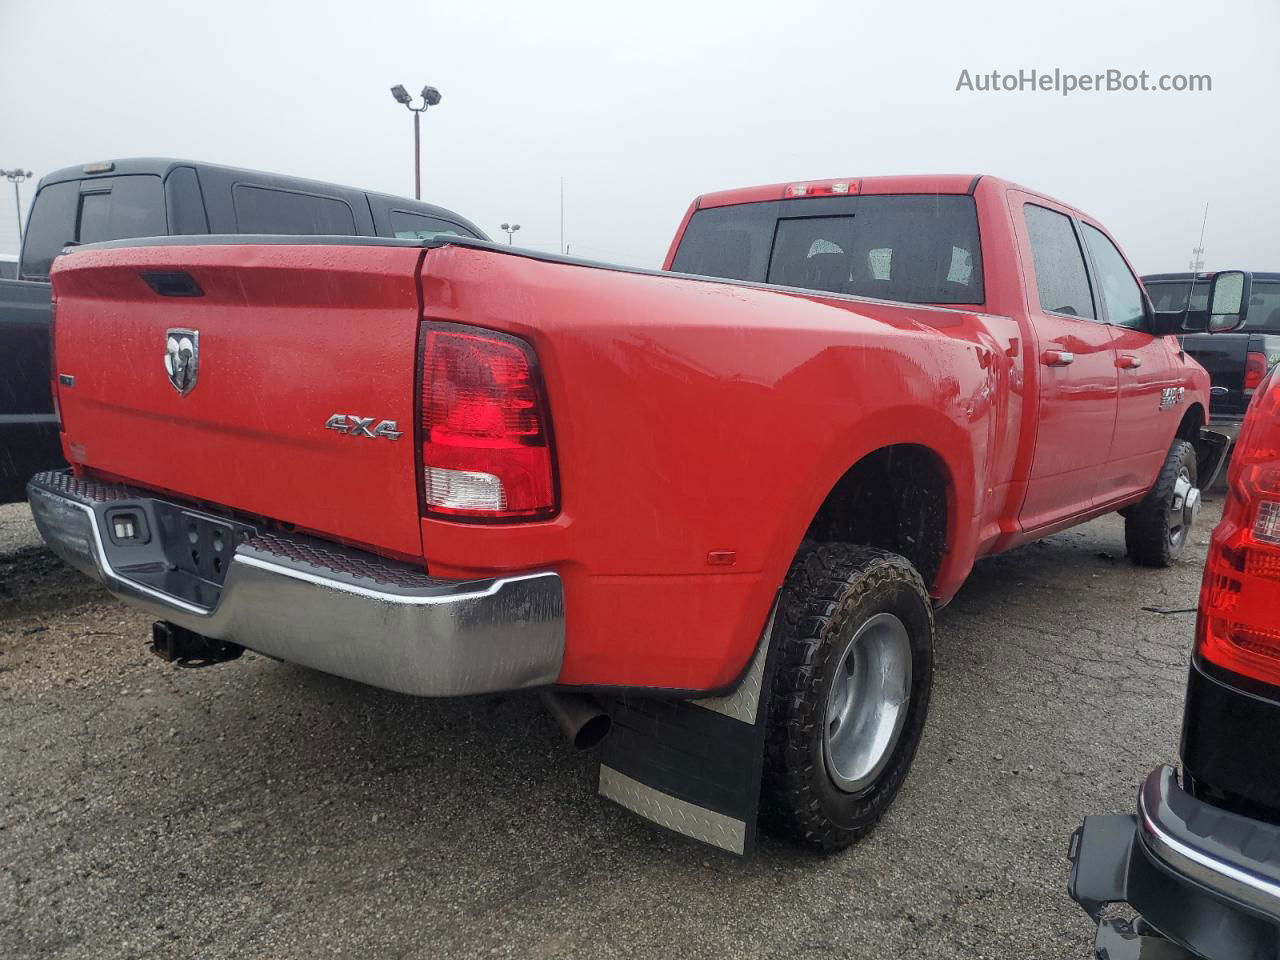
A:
[
  {"left": 390, "top": 210, "right": 477, "bottom": 240},
  {"left": 1081, "top": 224, "right": 1145, "bottom": 329},
  {"left": 1023, "top": 204, "right": 1095, "bottom": 319},
  {"left": 19, "top": 175, "right": 165, "bottom": 279},
  {"left": 671, "top": 195, "right": 984, "bottom": 305},
  {"left": 232, "top": 185, "right": 357, "bottom": 235}
]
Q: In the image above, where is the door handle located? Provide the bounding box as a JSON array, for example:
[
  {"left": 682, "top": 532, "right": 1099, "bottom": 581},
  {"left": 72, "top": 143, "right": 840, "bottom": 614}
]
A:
[
  {"left": 1041, "top": 349, "right": 1075, "bottom": 367},
  {"left": 1117, "top": 355, "right": 1142, "bottom": 369}
]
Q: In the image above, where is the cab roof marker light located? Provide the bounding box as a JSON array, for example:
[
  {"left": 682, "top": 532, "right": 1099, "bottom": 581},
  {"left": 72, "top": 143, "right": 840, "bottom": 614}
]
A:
[{"left": 784, "top": 180, "right": 859, "bottom": 199}]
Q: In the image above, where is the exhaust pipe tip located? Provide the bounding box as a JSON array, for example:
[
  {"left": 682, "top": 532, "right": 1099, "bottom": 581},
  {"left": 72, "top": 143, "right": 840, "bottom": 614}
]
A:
[
  {"left": 570, "top": 712, "right": 612, "bottom": 751},
  {"left": 540, "top": 690, "right": 611, "bottom": 750}
]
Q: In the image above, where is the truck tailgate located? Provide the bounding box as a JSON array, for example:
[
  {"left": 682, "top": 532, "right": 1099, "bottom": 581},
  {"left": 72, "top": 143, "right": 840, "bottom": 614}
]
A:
[{"left": 50, "top": 241, "right": 426, "bottom": 559}]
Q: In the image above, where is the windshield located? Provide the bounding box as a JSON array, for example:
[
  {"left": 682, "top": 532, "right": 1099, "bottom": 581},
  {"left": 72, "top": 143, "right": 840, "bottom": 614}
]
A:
[{"left": 670, "top": 194, "right": 985, "bottom": 305}]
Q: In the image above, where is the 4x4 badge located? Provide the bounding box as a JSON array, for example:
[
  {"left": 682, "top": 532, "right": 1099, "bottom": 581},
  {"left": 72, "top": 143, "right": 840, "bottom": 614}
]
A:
[
  {"left": 325, "top": 414, "right": 402, "bottom": 440},
  {"left": 164, "top": 329, "right": 199, "bottom": 396}
]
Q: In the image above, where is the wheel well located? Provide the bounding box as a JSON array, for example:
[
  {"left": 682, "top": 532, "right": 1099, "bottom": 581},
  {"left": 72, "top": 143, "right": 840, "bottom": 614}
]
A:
[
  {"left": 1176, "top": 404, "right": 1206, "bottom": 444},
  {"left": 805, "top": 445, "right": 949, "bottom": 590}
]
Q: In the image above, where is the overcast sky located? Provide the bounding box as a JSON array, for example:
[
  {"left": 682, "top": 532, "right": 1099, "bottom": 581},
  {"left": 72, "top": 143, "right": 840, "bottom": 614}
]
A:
[{"left": 1, "top": 0, "right": 1277, "bottom": 272}]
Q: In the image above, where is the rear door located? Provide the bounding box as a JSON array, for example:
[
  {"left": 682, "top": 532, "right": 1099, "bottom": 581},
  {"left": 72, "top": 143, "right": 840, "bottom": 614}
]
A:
[
  {"left": 1013, "top": 197, "right": 1118, "bottom": 530},
  {"left": 1080, "top": 222, "right": 1183, "bottom": 502}
]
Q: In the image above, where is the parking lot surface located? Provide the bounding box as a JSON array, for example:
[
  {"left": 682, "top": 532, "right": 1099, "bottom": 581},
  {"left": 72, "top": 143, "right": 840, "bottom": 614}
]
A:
[{"left": 0, "top": 497, "right": 1215, "bottom": 959}]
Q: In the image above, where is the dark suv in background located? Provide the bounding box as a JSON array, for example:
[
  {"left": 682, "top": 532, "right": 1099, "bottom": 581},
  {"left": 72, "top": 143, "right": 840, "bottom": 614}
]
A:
[
  {"left": 0, "top": 158, "right": 485, "bottom": 501},
  {"left": 1145, "top": 271, "right": 1280, "bottom": 447}
]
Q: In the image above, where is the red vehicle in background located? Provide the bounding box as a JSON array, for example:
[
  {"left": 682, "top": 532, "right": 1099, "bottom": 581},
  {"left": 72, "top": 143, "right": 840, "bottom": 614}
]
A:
[
  {"left": 28, "top": 175, "right": 1247, "bottom": 854},
  {"left": 1070, "top": 363, "right": 1280, "bottom": 958}
]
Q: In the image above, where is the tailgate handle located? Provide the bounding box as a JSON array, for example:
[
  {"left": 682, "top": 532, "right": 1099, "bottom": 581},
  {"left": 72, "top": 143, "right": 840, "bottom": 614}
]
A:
[{"left": 140, "top": 271, "right": 204, "bottom": 298}]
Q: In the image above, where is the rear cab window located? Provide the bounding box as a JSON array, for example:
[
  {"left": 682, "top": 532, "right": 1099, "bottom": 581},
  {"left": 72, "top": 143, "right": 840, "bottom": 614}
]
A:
[
  {"left": 20, "top": 175, "right": 165, "bottom": 279},
  {"left": 670, "top": 194, "right": 984, "bottom": 306}
]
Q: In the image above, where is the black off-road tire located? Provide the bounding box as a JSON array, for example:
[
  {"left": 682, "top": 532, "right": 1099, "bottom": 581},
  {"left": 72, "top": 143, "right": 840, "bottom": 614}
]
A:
[
  {"left": 1124, "top": 439, "right": 1198, "bottom": 568},
  {"left": 761, "top": 543, "right": 934, "bottom": 851}
]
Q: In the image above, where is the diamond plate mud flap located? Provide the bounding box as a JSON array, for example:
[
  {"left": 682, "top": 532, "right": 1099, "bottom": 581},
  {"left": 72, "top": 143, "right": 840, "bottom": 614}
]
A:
[{"left": 598, "top": 602, "right": 778, "bottom": 856}]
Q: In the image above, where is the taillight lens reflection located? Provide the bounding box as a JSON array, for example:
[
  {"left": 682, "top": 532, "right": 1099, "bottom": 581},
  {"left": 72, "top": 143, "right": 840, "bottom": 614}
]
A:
[{"left": 1197, "top": 370, "right": 1280, "bottom": 685}]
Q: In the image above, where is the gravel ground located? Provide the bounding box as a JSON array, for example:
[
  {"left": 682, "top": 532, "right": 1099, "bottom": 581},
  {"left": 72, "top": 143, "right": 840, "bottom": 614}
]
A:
[{"left": 0, "top": 497, "right": 1218, "bottom": 959}]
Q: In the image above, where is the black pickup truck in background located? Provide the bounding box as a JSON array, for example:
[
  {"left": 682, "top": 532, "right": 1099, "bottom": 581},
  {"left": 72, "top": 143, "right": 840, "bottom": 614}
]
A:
[
  {"left": 1144, "top": 271, "right": 1280, "bottom": 445},
  {"left": 0, "top": 158, "right": 486, "bottom": 502}
]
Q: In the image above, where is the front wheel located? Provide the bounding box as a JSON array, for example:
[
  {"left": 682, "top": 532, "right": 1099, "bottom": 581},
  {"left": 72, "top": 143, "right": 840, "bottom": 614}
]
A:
[
  {"left": 761, "top": 543, "right": 934, "bottom": 851},
  {"left": 1125, "top": 439, "right": 1200, "bottom": 568}
]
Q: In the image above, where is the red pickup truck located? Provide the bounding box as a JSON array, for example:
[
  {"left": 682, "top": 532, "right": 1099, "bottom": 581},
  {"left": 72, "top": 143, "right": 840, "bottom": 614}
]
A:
[{"left": 28, "top": 175, "right": 1245, "bottom": 855}]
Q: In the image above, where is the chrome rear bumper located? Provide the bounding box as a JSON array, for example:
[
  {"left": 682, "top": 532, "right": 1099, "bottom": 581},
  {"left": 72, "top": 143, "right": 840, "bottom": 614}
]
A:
[
  {"left": 27, "top": 470, "right": 564, "bottom": 696},
  {"left": 1069, "top": 765, "right": 1280, "bottom": 959}
]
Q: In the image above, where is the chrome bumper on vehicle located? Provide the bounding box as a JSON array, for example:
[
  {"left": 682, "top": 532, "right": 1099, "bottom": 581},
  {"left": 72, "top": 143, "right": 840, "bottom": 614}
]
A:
[
  {"left": 27, "top": 470, "right": 565, "bottom": 697},
  {"left": 1069, "top": 765, "right": 1280, "bottom": 960}
]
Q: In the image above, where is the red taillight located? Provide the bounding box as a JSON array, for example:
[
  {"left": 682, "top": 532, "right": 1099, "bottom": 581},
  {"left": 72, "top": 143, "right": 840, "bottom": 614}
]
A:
[
  {"left": 1197, "top": 369, "right": 1280, "bottom": 685},
  {"left": 419, "top": 323, "right": 556, "bottom": 520},
  {"left": 1244, "top": 351, "right": 1267, "bottom": 396}
]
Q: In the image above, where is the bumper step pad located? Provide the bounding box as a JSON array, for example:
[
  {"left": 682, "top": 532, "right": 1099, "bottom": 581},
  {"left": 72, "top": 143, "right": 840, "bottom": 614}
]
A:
[{"left": 599, "top": 604, "right": 778, "bottom": 855}]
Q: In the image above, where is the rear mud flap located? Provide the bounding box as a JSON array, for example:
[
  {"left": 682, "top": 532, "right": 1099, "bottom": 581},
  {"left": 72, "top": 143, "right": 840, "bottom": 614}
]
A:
[
  {"left": 1197, "top": 427, "right": 1231, "bottom": 490},
  {"left": 598, "top": 603, "right": 778, "bottom": 855}
]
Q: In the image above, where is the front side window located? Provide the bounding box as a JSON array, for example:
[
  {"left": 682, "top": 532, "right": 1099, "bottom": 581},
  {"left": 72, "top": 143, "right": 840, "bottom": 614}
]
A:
[
  {"left": 1022, "top": 203, "right": 1095, "bottom": 319},
  {"left": 1082, "top": 224, "right": 1145, "bottom": 329}
]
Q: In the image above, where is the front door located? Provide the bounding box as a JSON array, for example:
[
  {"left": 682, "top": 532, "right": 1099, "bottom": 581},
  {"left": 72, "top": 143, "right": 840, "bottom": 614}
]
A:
[
  {"left": 1080, "top": 220, "right": 1182, "bottom": 502},
  {"left": 1015, "top": 198, "right": 1119, "bottom": 531}
]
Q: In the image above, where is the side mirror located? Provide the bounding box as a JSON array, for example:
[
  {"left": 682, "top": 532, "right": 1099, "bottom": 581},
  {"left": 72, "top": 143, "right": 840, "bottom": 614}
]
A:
[{"left": 1207, "top": 270, "right": 1251, "bottom": 333}]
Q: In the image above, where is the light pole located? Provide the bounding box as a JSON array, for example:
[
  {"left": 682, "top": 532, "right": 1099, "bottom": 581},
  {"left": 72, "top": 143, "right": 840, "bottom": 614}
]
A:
[
  {"left": 389, "top": 84, "right": 441, "bottom": 200},
  {"left": 1, "top": 169, "right": 32, "bottom": 249},
  {"left": 500, "top": 222, "right": 520, "bottom": 245}
]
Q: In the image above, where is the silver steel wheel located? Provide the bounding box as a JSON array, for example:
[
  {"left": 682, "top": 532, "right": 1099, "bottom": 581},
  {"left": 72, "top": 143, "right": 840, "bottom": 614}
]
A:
[
  {"left": 1168, "top": 468, "right": 1198, "bottom": 549},
  {"left": 822, "top": 611, "right": 913, "bottom": 794}
]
